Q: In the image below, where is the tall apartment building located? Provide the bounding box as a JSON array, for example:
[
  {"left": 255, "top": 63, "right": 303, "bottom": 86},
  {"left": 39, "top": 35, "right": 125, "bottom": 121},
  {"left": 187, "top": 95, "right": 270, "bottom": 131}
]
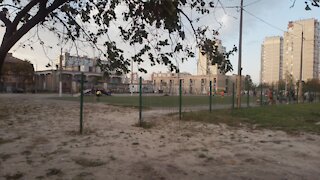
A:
[
  {"left": 197, "top": 39, "right": 226, "bottom": 76},
  {"left": 261, "top": 36, "right": 283, "bottom": 84},
  {"left": 283, "top": 18, "right": 320, "bottom": 82},
  {"left": 261, "top": 19, "right": 320, "bottom": 85}
]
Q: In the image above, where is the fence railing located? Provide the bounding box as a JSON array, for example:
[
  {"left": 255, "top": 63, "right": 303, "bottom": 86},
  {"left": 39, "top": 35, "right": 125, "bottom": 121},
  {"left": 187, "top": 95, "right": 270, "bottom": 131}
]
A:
[{"left": 77, "top": 75, "right": 320, "bottom": 129}]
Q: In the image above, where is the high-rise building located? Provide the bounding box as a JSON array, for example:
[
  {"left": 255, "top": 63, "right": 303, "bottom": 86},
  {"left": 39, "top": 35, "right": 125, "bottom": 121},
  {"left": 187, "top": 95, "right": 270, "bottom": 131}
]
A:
[
  {"left": 261, "top": 36, "right": 283, "bottom": 84},
  {"left": 261, "top": 19, "right": 320, "bottom": 85},
  {"left": 197, "top": 39, "right": 226, "bottom": 76},
  {"left": 283, "top": 18, "right": 320, "bottom": 82}
]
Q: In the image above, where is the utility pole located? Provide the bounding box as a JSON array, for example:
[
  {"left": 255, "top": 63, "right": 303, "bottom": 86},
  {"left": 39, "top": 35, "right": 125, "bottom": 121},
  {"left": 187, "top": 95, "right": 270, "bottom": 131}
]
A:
[
  {"left": 237, "top": 0, "right": 244, "bottom": 108},
  {"left": 298, "top": 30, "right": 304, "bottom": 103},
  {"left": 59, "top": 48, "right": 63, "bottom": 97}
]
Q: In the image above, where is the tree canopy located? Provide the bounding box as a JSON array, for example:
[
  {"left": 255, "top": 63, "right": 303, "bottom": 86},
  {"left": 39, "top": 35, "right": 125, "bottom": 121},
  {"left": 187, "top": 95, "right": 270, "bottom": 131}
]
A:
[
  {"left": 291, "top": 0, "right": 319, "bottom": 10},
  {"left": 303, "top": 79, "right": 320, "bottom": 92},
  {"left": 0, "top": 0, "right": 237, "bottom": 76},
  {"left": 304, "top": 0, "right": 319, "bottom": 10},
  {"left": 244, "top": 75, "right": 254, "bottom": 90}
]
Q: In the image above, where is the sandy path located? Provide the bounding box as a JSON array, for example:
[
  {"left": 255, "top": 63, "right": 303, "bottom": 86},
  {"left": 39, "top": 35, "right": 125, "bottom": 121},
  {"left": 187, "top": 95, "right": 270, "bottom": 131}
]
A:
[{"left": 0, "top": 94, "right": 320, "bottom": 180}]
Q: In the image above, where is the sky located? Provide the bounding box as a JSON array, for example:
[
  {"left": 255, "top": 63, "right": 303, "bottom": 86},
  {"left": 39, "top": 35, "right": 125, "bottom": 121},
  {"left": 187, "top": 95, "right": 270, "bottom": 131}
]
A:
[{"left": 2, "top": 0, "right": 320, "bottom": 84}]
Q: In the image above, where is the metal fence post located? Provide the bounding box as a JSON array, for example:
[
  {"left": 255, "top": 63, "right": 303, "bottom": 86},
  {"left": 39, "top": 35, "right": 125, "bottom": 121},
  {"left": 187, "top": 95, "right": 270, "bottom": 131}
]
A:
[
  {"left": 139, "top": 77, "right": 142, "bottom": 127},
  {"left": 260, "top": 84, "right": 263, "bottom": 106},
  {"left": 209, "top": 81, "right": 212, "bottom": 112},
  {"left": 179, "top": 79, "right": 182, "bottom": 120},
  {"left": 80, "top": 72, "right": 84, "bottom": 134},
  {"left": 296, "top": 85, "right": 299, "bottom": 103},
  {"left": 232, "top": 83, "right": 235, "bottom": 109},
  {"left": 289, "top": 88, "right": 291, "bottom": 103},
  {"left": 247, "top": 81, "right": 250, "bottom": 107}
]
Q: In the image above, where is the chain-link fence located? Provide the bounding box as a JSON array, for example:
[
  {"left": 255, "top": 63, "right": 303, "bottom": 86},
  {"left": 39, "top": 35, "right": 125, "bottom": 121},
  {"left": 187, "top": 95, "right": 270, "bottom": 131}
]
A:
[{"left": 75, "top": 75, "right": 320, "bottom": 129}]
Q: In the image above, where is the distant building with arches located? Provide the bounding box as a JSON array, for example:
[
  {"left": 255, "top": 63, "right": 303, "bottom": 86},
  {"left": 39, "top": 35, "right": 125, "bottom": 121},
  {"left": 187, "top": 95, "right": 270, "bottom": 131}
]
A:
[
  {"left": 34, "top": 53, "right": 127, "bottom": 93},
  {"left": 151, "top": 39, "right": 245, "bottom": 95}
]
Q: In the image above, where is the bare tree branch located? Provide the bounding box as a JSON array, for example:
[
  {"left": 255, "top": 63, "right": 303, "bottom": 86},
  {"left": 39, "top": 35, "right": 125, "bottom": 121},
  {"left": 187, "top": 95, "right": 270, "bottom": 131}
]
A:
[
  {"left": 2, "top": 0, "right": 68, "bottom": 53},
  {"left": 51, "top": 13, "right": 76, "bottom": 40},
  {"left": 0, "top": 4, "right": 21, "bottom": 9},
  {"left": 177, "top": 8, "right": 198, "bottom": 43},
  {"left": 0, "top": 12, "right": 11, "bottom": 26},
  {"left": 46, "top": 0, "right": 70, "bottom": 14},
  {"left": 12, "top": 0, "right": 41, "bottom": 29},
  {"left": 64, "top": 12, "right": 101, "bottom": 49},
  {"left": 290, "top": 0, "right": 296, "bottom": 8}
]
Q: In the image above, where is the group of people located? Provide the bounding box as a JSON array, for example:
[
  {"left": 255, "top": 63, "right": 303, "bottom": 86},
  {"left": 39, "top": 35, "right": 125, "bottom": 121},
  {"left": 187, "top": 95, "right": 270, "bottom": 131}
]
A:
[
  {"left": 265, "top": 89, "right": 315, "bottom": 104},
  {"left": 266, "top": 89, "right": 295, "bottom": 104}
]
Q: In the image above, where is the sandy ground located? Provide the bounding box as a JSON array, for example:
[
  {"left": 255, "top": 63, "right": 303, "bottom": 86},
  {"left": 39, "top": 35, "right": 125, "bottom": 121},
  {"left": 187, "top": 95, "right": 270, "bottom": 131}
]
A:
[{"left": 0, "top": 94, "right": 320, "bottom": 180}]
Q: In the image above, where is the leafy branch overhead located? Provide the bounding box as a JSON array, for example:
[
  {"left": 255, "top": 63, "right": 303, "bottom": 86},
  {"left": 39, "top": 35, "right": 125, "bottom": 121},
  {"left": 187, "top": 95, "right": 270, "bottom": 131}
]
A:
[
  {"left": 305, "top": 0, "right": 320, "bottom": 10},
  {"left": 0, "top": 0, "right": 237, "bottom": 75},
  {"left": 290, "top": 0, "right": 319, "bottom": 10}
]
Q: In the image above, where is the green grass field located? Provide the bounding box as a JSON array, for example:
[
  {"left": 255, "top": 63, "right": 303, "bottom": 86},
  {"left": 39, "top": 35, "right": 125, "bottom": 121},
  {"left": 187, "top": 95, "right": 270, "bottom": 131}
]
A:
[
  {"left": 54, "top": 94, "right": 256, "bottom": 108},
  {"left": 182, "top": 103, "right": 320, "bottom": 134},
  {"left": 53, "top": 95, "right": 320, "bottom": 133}
]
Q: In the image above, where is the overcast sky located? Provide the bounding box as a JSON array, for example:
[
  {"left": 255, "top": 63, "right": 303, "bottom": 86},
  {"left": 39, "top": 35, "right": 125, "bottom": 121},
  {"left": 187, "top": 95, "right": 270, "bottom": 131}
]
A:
[{"left": 2, "top": 0, "right": 320, "bottom": 84}]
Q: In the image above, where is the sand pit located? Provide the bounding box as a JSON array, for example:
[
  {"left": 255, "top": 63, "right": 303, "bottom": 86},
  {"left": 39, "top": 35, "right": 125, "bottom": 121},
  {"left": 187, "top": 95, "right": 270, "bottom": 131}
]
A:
[{"left": 0, "top": 94, "right": 320, "bottom": 179}]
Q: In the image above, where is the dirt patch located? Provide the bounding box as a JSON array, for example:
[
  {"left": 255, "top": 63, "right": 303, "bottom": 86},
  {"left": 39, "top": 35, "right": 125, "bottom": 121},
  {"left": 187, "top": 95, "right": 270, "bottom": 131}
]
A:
[
  {"left": 0, "top": 153, "right": 12, "bottom": 161},
  {"left": 72, "top": 172, "right": 95, "bottom": 180},
  {"left": 0, "top": 137, "right": 21, "bottom": 145},
  {"left": 3, "top": 172, "right": 24, "bottom": 180},
  {"left": 0, "top": 94, "right": 320, "bottom": 179},
  {"left": 46, "top": 168, "right": 63, "bottom": 177}
]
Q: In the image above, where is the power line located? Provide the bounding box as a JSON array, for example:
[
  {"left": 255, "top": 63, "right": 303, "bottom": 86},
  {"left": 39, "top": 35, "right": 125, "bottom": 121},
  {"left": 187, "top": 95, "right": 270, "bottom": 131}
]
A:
[
  {"left": 242, "top": 8, "right": 285, "bottom": 32},
  {"left": 244, "top": 0, "right": 263, "bottom": 7},
  {"left": 243, "top": 8, "right": 316, "bottom": 45}
]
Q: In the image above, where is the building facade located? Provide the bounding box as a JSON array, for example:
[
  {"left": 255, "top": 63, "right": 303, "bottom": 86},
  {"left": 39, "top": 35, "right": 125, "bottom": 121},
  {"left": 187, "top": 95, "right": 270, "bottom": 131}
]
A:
[
  {"left": 35, "top": 70, "right": 116, "bottom": 93},
  {"left": 197, "top": 39, "right": 226, "bottom": 76},
  {"left": 283, "top": 19, "right": 320, "bottom": 82},
  {"left": 261, "top": 19, "right": 320, "bottom": 86},
  {"left": 151, "top": 39, "right": 247, "bottom": 95},
  {"left": 59, "top": 53, "right": 102, "bottom": 73},
  {"left": 0, "top": 53, "right": 34, "bottom": 92},
  {"left": 35, "top": 53, "right": 126, "bottom": 93},
  {"left": 151, "top": 72, "right": 234, "bottom": 95},
  {"left": 261, "top": 36, "right": 283, "bottom": 84}
]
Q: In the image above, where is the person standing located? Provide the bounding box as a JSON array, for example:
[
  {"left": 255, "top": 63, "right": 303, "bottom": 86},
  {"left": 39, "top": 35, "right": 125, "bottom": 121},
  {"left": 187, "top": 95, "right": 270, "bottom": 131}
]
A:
[{"left": 268, "top": 89, "right": 274, "bottom": 105}]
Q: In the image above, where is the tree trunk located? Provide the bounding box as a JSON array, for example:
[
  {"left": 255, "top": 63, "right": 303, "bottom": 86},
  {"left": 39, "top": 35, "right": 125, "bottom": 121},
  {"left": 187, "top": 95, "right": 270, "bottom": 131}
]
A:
[{"left": 0, "top": 48, "right": 9, "bottom": 77}]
